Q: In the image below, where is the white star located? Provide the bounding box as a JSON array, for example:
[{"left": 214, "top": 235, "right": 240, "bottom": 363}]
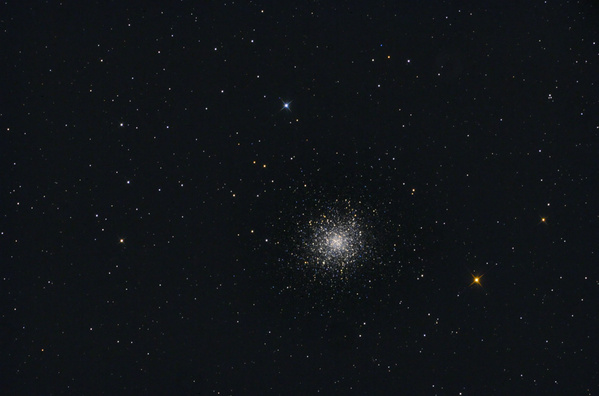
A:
[{"left": 281, "top": 100, "right": 292, "bottom": 111}]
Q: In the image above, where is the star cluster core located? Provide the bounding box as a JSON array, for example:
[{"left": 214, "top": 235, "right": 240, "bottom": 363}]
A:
[{"left": 298, "top": 205, "right": 371, "bottom": 277}]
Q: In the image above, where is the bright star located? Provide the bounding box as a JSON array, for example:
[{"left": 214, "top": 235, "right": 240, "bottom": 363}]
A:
[
  {"left": 281, "top": 100, "right": 292, "bottom": 111},
  {"left": 470, "top": 273, "right": 483, "bottom": 287}
]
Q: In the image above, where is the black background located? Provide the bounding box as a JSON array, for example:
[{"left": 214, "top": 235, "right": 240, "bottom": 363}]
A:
[{"left": 3, "top": 1, "right": 599, "bottom": 394}]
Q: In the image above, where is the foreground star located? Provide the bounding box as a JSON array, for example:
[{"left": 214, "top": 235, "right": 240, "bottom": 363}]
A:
[
  {"left": 281, "top": 100, "right": 292, "bottom": 111},
  {"left": 470, "top": 274, "right": 483, "bottom": 287}
]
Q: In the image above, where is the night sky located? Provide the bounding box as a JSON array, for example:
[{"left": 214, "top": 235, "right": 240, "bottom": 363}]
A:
[{"left": 3, "top": 1, "right": 599, "bottom": 394}]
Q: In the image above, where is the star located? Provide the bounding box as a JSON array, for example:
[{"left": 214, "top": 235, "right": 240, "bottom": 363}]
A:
[
  {"left": 470, "top": 273, "right": 483, "bottom": 287},
  {"left": 281, "top": 100, "right": 292, "bottom": 111}
]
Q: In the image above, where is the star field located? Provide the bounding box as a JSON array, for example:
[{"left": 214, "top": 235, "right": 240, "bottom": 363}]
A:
[{"left": 3, "top": 1, "right": 599, "bottom": 395}]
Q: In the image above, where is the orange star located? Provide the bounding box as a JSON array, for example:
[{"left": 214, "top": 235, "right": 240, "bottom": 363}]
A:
[{"left": 470, "top": 274, "right": 483, "bottom": 287}]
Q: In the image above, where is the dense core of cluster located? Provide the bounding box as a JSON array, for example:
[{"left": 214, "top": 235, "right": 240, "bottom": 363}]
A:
[
  {"left": 286, "top": 202, "right": 379, "bottom": 280},
  {"left": 306, "top": 214, "right": 364, "bottom": 271}
]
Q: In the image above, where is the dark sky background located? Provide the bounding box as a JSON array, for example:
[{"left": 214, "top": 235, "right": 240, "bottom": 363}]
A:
[{"left": 3, "top": 1, "right": 599, "bottom": 394}]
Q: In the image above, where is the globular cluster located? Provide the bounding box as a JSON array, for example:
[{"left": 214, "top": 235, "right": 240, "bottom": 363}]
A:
[
  {"left": 294, "top": 203, "right": 374, "bottom": 278},
  {"left": 263, "top": 188, "right": 412, "bottom": 290}
]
